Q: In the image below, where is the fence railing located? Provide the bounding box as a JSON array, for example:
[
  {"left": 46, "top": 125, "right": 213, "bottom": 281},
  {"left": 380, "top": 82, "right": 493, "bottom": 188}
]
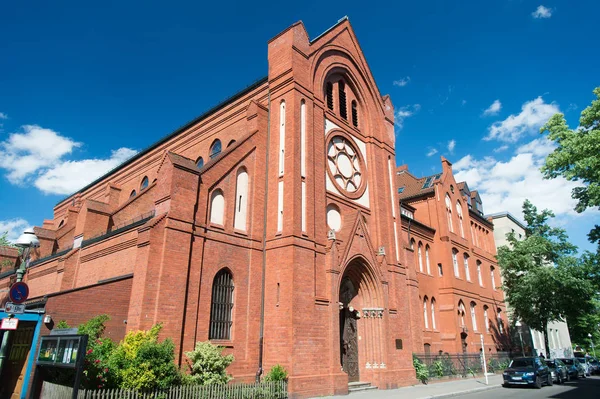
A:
[
  {"left": 413, "top": 352, "right": 512, "bottom": 378},
  {"left": 41, "top": 380, "right": 288, "bottom": 399}
]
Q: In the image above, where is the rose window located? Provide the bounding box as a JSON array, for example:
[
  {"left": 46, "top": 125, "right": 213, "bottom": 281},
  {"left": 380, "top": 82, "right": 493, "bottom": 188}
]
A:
[{"left": 327, "top": 135, "right": 366, "bottom": 197}]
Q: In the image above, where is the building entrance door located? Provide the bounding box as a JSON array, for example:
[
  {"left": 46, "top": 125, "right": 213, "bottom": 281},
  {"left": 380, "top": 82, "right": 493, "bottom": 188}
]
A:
[
  {"left": 0, "top": 322, "right": 35, "bottom": 399},
  {"left": 340, "top": 277, "right": 359, "bottom": 382}
]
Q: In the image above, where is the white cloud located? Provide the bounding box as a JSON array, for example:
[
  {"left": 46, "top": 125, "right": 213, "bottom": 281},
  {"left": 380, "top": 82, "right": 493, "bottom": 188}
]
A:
[
  {"left": 427, "top": 148, "right": 438, "bottom": 157},
  {"left": 482, "top": 99, "right": 502, "bottom": 116},
  {"left": 395, "top": 104, "right": 421, "bottom": 130},
  {"left": 0, "top": 218, "right": 31, "bottom": 243},
  {"left": 453, "top": 137, "right": 593, "bottom": 222},
  {"left": 493, "top": 145, "right": 509, "bottom": 153},
  {"left": 0, "top": 124, "right": 137, "bottom": 195},
  {"left": 0, "top": 112, "right": 7, "bottom": 120},
  {"left": 485, "top": 96, "right": 560, "bottom": 142},
  {"left": 393, "top": 76, "right": 411, "bottom": 87},
  {"left": 35, "top": 148, "right": 137, "bottom": 195},
  {"left": 447, "top": 139, "right": 456, "bottom": 154},
  {"left": 516, "top": 137, "right": 556, "bottom": 158},
  {"left": 532, "top": 5, "right": 553, "bottom": 19}
]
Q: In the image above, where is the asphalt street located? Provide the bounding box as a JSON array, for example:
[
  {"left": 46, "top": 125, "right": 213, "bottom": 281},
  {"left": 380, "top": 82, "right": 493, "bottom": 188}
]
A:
[{"left": 462, "top": 376, "right": 600, "bottom": 399}]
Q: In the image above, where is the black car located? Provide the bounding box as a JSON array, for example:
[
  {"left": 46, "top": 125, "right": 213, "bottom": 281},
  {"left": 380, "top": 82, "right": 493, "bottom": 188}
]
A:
[
  {"left": 503, "top": 357, "right": 552, "bottom": 388},
  {"left": 545, "top": 359, "right": 569, "bottom": 384},
  {"left": 558, "top": 358, "right": 586, "bottom": 379}
]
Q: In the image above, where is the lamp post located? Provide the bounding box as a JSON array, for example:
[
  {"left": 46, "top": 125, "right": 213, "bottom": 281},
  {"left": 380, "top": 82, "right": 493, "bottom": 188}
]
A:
[
  {"left": 588, "top": 333, "right": 596, "bottom": 358},
  {"left": 515, "top": 320, "right": 525, "bottom": 357},
  {"left": 0, "top": 229, "right": 39, "bottom": 377}
]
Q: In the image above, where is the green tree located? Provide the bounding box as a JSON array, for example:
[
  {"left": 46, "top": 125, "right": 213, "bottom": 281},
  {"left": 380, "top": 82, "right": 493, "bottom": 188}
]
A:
[
  {"left": 541, "top": 87, "right": 600, "bottom": 249},
  {"left": 497, "top": 200, "right": 595, "bottom": 356},
  {"left": 0, "top": 231, "right": 12, "bottom": 247},
  {"left": 184, "top": 341, "right": 234, "bottom": 385}
]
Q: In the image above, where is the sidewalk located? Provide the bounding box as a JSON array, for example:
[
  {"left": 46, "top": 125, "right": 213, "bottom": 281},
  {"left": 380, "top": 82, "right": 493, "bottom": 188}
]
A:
[{"left": 314, "top": 374, "right": 503, "bottom": 399}]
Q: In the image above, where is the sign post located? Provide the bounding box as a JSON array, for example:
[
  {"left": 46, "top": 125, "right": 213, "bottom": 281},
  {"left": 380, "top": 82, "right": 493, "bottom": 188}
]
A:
[{"left": 4, "top": 302, "right": 25, "bottom": 314}]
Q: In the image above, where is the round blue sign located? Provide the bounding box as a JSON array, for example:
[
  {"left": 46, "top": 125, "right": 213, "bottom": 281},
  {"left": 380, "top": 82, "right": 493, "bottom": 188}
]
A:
[{"left": 9, "top": 282, "right": 29, "bottom": 304}]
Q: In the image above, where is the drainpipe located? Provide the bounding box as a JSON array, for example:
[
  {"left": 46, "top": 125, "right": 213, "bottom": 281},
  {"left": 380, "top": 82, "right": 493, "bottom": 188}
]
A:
[{"left": 256, "top": 87, "right": 271, "bottom": 382}]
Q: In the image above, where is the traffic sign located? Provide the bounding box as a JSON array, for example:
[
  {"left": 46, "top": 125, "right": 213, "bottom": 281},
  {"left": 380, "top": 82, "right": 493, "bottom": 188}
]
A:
[
  {"left": 1, "top": 318, "right": 19, "bottom": 330},
  {"left": 9, "top": 282, "right": 29, "bottom": 304},
  {"left": 5, "top": 302, "right": 25, "bottom": 314}
]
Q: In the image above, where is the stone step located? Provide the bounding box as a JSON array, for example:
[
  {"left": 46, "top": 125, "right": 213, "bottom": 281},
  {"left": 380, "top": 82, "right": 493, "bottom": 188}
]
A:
[{"left": 348, "top": 381, "right": 378, "bottom": 393}]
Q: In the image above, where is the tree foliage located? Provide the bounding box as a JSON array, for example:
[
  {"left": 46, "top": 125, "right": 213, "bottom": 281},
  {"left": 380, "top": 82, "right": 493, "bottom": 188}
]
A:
[
  {"left": 184, "top": 341, "right": 234, "bottom": 385},
  {"left": 541, "top": 86, "right": 600, "bottom": 249},
  {"left": 497, "top": 200, "right": 595, "bottom": 355},
  {"left": 0, "top": 231, "right": 14, "bottom": 247},
  {"left": 263, "top": 364, "right": 288, "bottom": 382}
]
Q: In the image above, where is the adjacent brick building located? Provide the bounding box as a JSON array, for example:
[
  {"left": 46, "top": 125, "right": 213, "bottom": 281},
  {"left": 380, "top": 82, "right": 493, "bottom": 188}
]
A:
[{"left": 0, "top": 18, "right": 507, "bottom": 398}]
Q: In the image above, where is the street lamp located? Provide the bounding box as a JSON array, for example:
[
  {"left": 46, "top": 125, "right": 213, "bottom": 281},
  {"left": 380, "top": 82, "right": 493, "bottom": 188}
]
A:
[
  {"left": 0, "top": 228, "right": 39, "bottom": 377},
  {"left": 588, "top": 333, "right": 596, "bottom": 358},
  {"left": 515, "top": 320, "right": 525, "bottom": 357}
]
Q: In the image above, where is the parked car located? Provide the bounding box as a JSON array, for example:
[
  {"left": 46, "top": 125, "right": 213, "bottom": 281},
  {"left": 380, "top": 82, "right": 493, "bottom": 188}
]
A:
[
  {"left": 545, "top": 359, "right": 569, "bottom": 384},
  {"left": 581, "top": 357, "right": 593, "bottom": 376},
  {"left": 558, "top": 358, "right": 586, "bottom": 379},
  {"left": 503, "top": 357, "right": 552, "bottom": 388},
  {"left": 588, "top": 358, "right": 599, "bottom": 375}
]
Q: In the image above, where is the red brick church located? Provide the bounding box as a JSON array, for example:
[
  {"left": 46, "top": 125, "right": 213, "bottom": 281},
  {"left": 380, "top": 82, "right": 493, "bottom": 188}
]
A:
[{"left": 0, "top": 18, "right": 507, "bottom": 398}]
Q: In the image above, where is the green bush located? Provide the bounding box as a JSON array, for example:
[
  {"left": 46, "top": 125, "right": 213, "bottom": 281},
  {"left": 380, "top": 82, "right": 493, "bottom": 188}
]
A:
[
  {"left": 413, "top": 355, "right": 429, "bottom": 384},
  {"left": 184, "top": 341, "right": 234, "bottom": 385},
  {"left": 263, "top": 364, "right": 288, "bottom": 382},
  {"left": 108, "top": 323, "right": 181, "bottom": 390},
  {"left": 430, "top": 360, "right": 444, "bottom": 378}
]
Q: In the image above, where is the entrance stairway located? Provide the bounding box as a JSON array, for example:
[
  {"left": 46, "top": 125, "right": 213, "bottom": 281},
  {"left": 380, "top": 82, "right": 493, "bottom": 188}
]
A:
[{"left": 348, "top": 381, "right": 377, "bottom": 393}]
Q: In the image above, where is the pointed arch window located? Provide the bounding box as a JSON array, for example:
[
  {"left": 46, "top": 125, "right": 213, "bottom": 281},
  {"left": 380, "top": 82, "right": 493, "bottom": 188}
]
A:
[
  {"left": 491, "top": 266, "right": 497, "bottom": 290},
  {"left": 351, "top": 100, "right": 358, "bottom": 128},
  {"left": 477, "top": 260, "right": 483, "bottom": 286},
  {"left": 196, "top": 156, "right": 204, "bottom": 168},
  {"left": 470, "top": 301, "right": 478, "bottom": 331},
  {"left": 456, "top": 201, "right": 465, "bottom": 237},
  {"left": 418, "top": 242, "right": 424, "bottom": 273},
  {"left": 431, "top": 298, "right": 437, "bottom": 330},
  {"left": 483, "top": 305, "right": 490, "bottom": 332},
  {"left": 129, "top": 190, "right": 137, "bottom": 199},
  {"left": 140, "top": 176, "right": 149, "bottom": 190},
  {"left": 445, "top": 194, "right": 453, "bottom": 233},
  {"left": 338, "top": 80, "right": 347, "bottom": 120},
  {"left": 423, "top": 296, "right": 429, "bottom": 329},
  {"left": 227, "top": 140, "right": 236, "bottom": 148},
  {"left": 463, "top": 253, "right": 471, "bottom": 282},
  {"left": 210, "top": 139, "right": 222, "bottom": 159},
  {"left": 326, "top": 82, "right": 334, "bottom": 110},
  {"left": 458, "top": 301, "right": 466, "bottom": 327},
  {"left": 425, "top": 245, "right": 431, "bottom": 275},
  {"left": 452, "top": 248, "right": 460, "bottom": 278},
  {"left": 209, "top": 269, "right": 234, "bottom": 340}
]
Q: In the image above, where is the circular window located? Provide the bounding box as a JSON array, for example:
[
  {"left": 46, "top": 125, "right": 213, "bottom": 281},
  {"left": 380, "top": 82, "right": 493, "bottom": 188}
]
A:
[{"left": 326, "top": 131, "right": 367, "bottom": 199}]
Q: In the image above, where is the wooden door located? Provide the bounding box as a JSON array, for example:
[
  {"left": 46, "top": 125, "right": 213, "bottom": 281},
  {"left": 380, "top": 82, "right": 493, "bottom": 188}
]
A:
[
  {"left": 341, "top": 309, "right": 359, "bottom": 382},
  {"left": 1, "top": 322, "right": 35, "bottom": 399}
]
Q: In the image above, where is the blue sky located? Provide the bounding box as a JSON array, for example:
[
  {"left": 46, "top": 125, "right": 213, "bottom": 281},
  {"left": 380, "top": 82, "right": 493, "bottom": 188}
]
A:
[{"left": 1, "top": 1, "right": 598, "bottom": 251}]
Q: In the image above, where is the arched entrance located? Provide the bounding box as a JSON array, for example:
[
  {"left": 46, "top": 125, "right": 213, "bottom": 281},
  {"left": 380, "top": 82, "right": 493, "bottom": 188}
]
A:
[{"left": 338, "top": 257, "right": 384, "bottom": 383}]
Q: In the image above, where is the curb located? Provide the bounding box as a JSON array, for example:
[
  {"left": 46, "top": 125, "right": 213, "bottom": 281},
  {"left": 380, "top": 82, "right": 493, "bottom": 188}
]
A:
[{"left": 419, "top": 384, "right": 501, "bottom": 399}]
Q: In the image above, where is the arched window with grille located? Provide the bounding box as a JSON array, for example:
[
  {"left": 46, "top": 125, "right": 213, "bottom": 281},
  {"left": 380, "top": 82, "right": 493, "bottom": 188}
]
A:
[
  {"left": 210, "top": 139, "right": 222, "bottom": 159},
  {"left": 209, "top": 269, "right": 234, "bottom": 340},
  {"left": 140, "top": 176, "right": 149, "bottom": 191}
]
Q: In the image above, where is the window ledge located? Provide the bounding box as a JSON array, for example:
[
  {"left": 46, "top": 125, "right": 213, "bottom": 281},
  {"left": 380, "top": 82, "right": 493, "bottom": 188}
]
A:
[{"left": 210, "top": 340, "right": 234, "bottom": 348}]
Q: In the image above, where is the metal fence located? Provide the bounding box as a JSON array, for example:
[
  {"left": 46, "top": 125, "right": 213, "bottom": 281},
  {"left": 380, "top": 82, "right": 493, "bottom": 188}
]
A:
[
  {"left": 41, "top": 381, "right": 288, "bottom": 399},
  {"left": 413, "top": 352, "right": 511, "bottom": 378}
]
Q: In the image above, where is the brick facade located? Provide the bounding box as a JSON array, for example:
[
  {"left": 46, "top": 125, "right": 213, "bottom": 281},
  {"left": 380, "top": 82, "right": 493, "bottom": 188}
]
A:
[{"left": 0, "top": 18, "right": 508, "bottom": 398}]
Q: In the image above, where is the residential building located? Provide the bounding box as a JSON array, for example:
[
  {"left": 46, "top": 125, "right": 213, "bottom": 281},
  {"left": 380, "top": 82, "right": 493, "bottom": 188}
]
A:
[
  {"left": 396, "top": 159, "right": 509, "bottom": 355},
  {"left": 489, "top": 212, "right": 574, "bottom": 359}
]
